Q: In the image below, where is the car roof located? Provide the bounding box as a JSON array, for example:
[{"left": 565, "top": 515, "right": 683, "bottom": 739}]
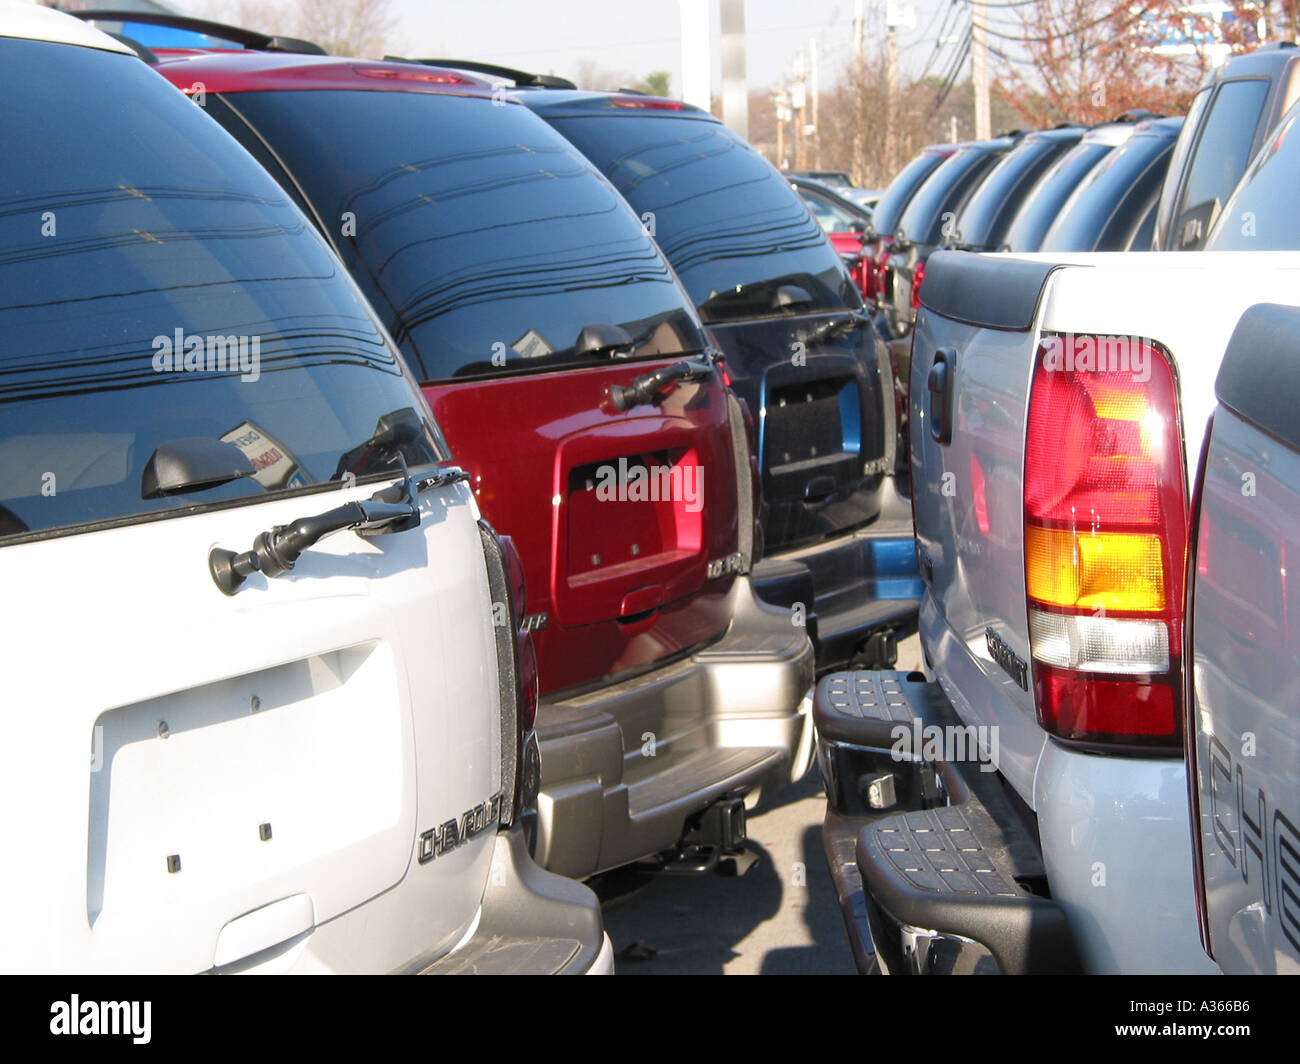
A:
[
  {"left": 1203, "top": 41, "right": 1300, "bottom": 86},
  {"left": 151, "top": 50, "right": 498, "bottom": 98},
  {"left": 0, "top": 1, "right": 133, "bottom": 55},
  {"left": 515, "top": 88, "right": 712, "bottom": 119}
]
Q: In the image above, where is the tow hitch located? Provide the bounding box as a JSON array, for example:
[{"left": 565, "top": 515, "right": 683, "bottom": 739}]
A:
[{"left": 644, "top": 793, "right": 759, "bottom": 876}]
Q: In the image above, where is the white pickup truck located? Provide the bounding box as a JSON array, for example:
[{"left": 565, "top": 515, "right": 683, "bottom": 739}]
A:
[{"left": 816, "top": 248, "right": 1300, "bottom": 973}]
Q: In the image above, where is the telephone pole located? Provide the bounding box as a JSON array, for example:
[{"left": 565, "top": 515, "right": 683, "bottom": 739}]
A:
[
  {"left": 810, "top": 38, "right": 820, "bottom": 168},
  {"left": 971, "top": 0, "right": 991, "bottom": 140}
]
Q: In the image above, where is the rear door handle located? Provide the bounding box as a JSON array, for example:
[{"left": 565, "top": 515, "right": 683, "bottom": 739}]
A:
[{"left": 928, "top": 347, "right": 957, "bottom": 445}]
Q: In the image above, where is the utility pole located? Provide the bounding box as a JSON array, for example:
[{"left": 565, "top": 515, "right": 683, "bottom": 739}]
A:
[
  {"left": 885, "top": 15, "right": 898, "bottom": 174},
  {"left": 810, "top": 38, "right": 820, "bottom": 169},
  {"left": 774, "top": 84, "right": 789, "bottom": 168},
  {"left": 720, "top": 0, "right": 748, "bottom": 139},
  {"left": 971, "top": 0, "right": 991, "bottom": 140},
  {"left": 852, "top": 0, "right": 865, "bottom": 183},
  {"left": 791, "top": 52, "right": 806, "bottom": 170}
]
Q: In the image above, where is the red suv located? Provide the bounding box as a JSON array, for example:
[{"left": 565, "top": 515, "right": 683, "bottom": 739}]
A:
[{"left": 121, "top": 20, "right": 815, "bottom": 880}]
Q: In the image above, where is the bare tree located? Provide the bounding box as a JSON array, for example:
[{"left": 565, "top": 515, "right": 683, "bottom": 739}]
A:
[{"left": 201, "top": 0, "right": 396, "bottom": 58}]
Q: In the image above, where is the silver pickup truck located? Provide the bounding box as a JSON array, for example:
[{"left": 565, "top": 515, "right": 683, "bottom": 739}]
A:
[
  {"left": 816, "top": 248, "right": 1300, "bottom": 974},
  {"left": 1186, "top": 303, "right": 1300, "bottom": 975}
]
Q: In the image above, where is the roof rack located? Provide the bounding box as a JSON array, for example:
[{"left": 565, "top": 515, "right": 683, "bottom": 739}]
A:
[
  {"left": 384, "top": 56, "right": 576, "bottom": 89},
  {"left": 71, "top": 10, "right": 325, "bottom": 55}
]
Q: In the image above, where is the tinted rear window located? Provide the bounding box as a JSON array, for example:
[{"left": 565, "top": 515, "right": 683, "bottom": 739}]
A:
[
  {"left": 0, "top": 40, "right": 442, "bottom": 542},
  {"left": 1004, "top": 141, "right": 1115, "bottom": 252},
  {"left": 1041, "top": 133, "right": 1175, "bottom": 252},
  {"left": 221, "top": 91, "right": 707, "bottom": 381},
  {"left": 1208, "top": 107, "right": 1300, "bottom": 250},
  {"left": 870, "top": 150, "right": 948, "bottom": 237},
  {"left": 545, "top": 113, "right": 858, "bottom": 323},
  {"left": 955, "top": 133, "right": 1080, "bottom": 249},
  {"left": 1172, "top": 78, "right": 1270, "bottom": 249},
  {"left": 898, "top": 145, "right": 1007, "bottom": 246}
]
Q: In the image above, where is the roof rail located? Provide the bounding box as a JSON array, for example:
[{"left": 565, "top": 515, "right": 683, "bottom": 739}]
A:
[
  {"left": 384, "top": 56, "right": 576, "bottom": 89},
  {"left": 71, "top": 10, "right": 325, "bottom": 55}
]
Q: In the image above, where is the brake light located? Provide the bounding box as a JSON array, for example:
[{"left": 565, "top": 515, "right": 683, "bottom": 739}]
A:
[
  {"left": 610, "top": 95, "right": 684, "bottom": 109},
  {"left": 874, "top": 249, "right": 891, "bottom": 305},
  {"left": 1023, "top": 337, "right": 1187, "bottom": 748},
  {"left": 352, "top": 64, "right": 477, "bottom": 84},
  {"left": 910, "top": 259, "right": 926, "bottom": 312}
]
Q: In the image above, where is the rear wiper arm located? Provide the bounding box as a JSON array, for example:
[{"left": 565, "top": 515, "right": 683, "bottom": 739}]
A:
[
  {"left": 610, "top": 353, "right": 715, "bottom": 411},
  {"left": 208, "top": 458, "right": 458, "bottom": 595},
  {"left": 800, "top": 309, "right": 871, "bottom": 346}
]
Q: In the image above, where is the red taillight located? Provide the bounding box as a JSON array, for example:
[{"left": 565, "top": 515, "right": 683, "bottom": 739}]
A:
[
  {"left": 1023, "top": 336, "right": 1187, "bottom": 749},
  {"left": 910, "top": 259, "right": 926, "bottom": 312},
  {"left": 874, "top": 248, "right": 891, "bottom": 305}
]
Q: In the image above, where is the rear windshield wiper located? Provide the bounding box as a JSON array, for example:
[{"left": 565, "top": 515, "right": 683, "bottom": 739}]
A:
[
  {"left": 208, "top": 457, "right": 463, "bottom": 594},
  {"left": 610, "top": 353, "right": 715, "bottom": 411}
]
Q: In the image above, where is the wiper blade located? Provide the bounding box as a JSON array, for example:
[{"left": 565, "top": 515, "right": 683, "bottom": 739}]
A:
[
  {"left": 800, "top": 310, "right": 871, "bottom": 346},
  {"left": 208, "top": 457, "right": 453, "bottom": 594},
  {"left": 610, "top": 354, "right": 715, "bottom": 412}
]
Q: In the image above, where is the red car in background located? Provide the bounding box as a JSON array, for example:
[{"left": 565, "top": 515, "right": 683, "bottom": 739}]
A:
[{"left": 99, "top": 12, "right": 816, "bottom": 881}]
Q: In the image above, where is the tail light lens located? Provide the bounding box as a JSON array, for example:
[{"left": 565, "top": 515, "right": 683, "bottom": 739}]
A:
[
  {"left": 910, "top": 259, "right": 926, "bottom": 312},
  {"left": 1023, "top": 337, "right": 1187, "bottom": 749},
  {"left": 873, "top": 247, "right": 891, "bottom": 304}
]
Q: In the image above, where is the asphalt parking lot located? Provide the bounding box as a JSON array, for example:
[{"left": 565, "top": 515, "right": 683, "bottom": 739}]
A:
[{"left": 595, "top": 635, "right": 924, "bottom": 975}]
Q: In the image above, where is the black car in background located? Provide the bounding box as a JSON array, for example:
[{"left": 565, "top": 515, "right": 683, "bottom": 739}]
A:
[
  {"left": 1040, "top": 117, "right": 1183, "bottom": 253},
  {"left": 1154, "top": 42, "right": 1300, "bottom": 250},
  {"left": 947, "top": 125, "right": 1085, "bottom": 252}
]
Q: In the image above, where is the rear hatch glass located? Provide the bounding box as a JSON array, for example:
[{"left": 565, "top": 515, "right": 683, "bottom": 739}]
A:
[
  {"left": 220, "top": 91, "right": 710, "bottom": 381},
  {"left": 1, "top": 46, "right": 443, "bottom": 543},
  {"left": 869, "top": 150, "right": 949, "bottom": 239},
  {"left": 1003, "top": 141, "right": 1117, "bottom": 252},
  {"left": 955, "top": 132, "right": 1081, "bottom": 250},
  {"left": 1041, "top": 132, "right": 1176, "bottom": 252},
  {"left": 542, "top": 112, "right": 859, "bottom": 323},
  {"left": 897, "top": 143, "right": 1009, "bottom": 246}
]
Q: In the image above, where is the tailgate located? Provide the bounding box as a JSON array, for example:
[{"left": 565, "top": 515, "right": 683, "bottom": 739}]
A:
[
  {"left": 710, "top": 312, "right": 891, "bottom": 554},
  {"left": 425, "top": 357, "right": 739, "bottom": 694}
]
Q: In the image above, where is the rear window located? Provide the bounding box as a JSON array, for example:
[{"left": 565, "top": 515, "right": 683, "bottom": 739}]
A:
[
  {"left": 1041, "top": 133, "right": 1175, "bottom": 252},
  {"left": 870, "top": 150, "right": 948, "bottom": 238},
  {"left": 0, "top": 40, "right": 443, "bottom": 543},
  {"left": 544, "top": 113, "right": 858, "bottom": 323},
  {"left": 955, "top": 133, "right": 1080, "bottom": 249},
  {"left": 1003, "top": 141, "right": 1115, "bottom": 252},
  {"left": 897, "top": 145, "right": 1008, "bottom": 247},
  {"left": 220, "top": 91, "right": 708, "bottom": 381},
  {"left": 1172, "top": 78, "right": 1270, "bottom": 249},
  {"left": 1207, "top": 107, "right": 1300, "bottom": 250}
]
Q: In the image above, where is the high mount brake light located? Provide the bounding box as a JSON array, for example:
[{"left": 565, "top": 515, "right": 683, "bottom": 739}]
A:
[
  {"left": 352, "top": 64, "right": 476, "bottom": 84},
  {"left": 1023, "top": 336, "right": 1187, "bottom": 749},
  {"left": 609, "top": 96, "right": 684, "bottom": 110}
]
